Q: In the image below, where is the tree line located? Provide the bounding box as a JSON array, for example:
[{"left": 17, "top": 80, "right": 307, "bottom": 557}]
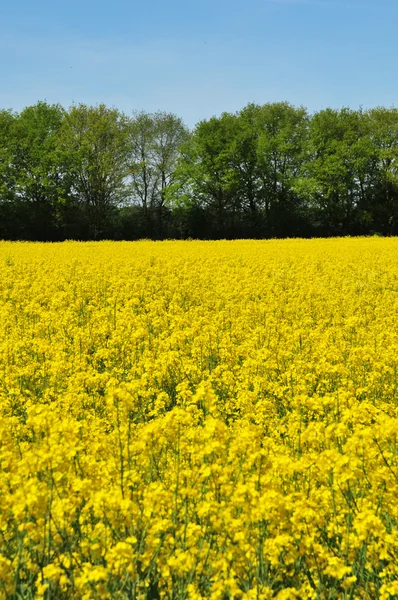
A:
[{"left": 1, "top": 101, "right": 398, "bottom": 240}]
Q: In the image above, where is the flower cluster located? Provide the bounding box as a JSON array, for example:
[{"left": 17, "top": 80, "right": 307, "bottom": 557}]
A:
[{"left": 1, "top": 238, "right": 398, "bottom": 599}]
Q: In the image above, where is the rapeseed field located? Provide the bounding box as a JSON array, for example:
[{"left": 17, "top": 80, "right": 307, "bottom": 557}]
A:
[{"left": 1, "top": 238, "right": 398, "bottom": 600}]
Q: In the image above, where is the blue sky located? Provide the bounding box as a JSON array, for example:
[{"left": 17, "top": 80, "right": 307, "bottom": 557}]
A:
[{"left": 1, "top": 0, "right": 397, "bottom": 126}]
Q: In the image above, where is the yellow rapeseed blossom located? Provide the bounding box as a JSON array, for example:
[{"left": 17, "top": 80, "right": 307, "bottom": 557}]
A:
[{"left": 1, "top": 238, "right": 398, "bottom": 598}]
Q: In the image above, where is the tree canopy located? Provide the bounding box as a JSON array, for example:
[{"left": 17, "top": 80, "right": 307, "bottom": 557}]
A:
[{"left": 2, "top": 101, "right": 398, "bottom": 240}]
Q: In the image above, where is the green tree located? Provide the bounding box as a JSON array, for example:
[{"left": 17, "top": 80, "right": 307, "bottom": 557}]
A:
[
  {"left": 298, "top": 108, "right": 375, "bottom": 235},
  {"left": 172, "top": 103, "right": 309, "bottom": 238},
  {"left": 0, "top": 109, "right": 16, "bottom": 202},
  {"left": 366, "top": 107, "right": 398, "bottom": 234},
  {"left": 59, "top": 104, "right": 131, "bottom": 239},
  {"left": 234, "top": 102, "right": 309, "bottom": 236},
  {"left": 172, "top": 112, "right": 240, "bottom": 237},
  {"left": 256, "top": 103, "right": 309, "bottom": 235},
  {"left": 128, "top": 111, "right": 189, "bottom": 237},
  {"left": 0, "top": 102, "right": 66, "bottom": 239},
  {"left": 0, "top": 109, "right": 19, "bottom": 239}
]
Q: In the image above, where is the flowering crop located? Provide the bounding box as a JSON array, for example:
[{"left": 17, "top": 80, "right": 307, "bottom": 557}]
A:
[{"left": 1, "top": 238, "right": 398, "bottom": 599}]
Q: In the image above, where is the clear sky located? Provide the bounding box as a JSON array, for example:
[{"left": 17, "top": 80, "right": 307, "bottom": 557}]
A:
[{"left": 1, "top": 0, "right": 397, "bottom": 126}]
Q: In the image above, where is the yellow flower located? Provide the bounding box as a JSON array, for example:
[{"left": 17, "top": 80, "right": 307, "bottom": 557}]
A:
[{"left": 1, "top": 238, "right": 398, "bottom": 597}]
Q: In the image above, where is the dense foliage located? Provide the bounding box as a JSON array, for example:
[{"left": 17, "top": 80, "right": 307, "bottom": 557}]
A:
[
  {"left": 2, "top": 102, "right": 398, "bottom": 239},
  {"left": 1, "top": 238, "right": 398, "bottom": 598}
]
